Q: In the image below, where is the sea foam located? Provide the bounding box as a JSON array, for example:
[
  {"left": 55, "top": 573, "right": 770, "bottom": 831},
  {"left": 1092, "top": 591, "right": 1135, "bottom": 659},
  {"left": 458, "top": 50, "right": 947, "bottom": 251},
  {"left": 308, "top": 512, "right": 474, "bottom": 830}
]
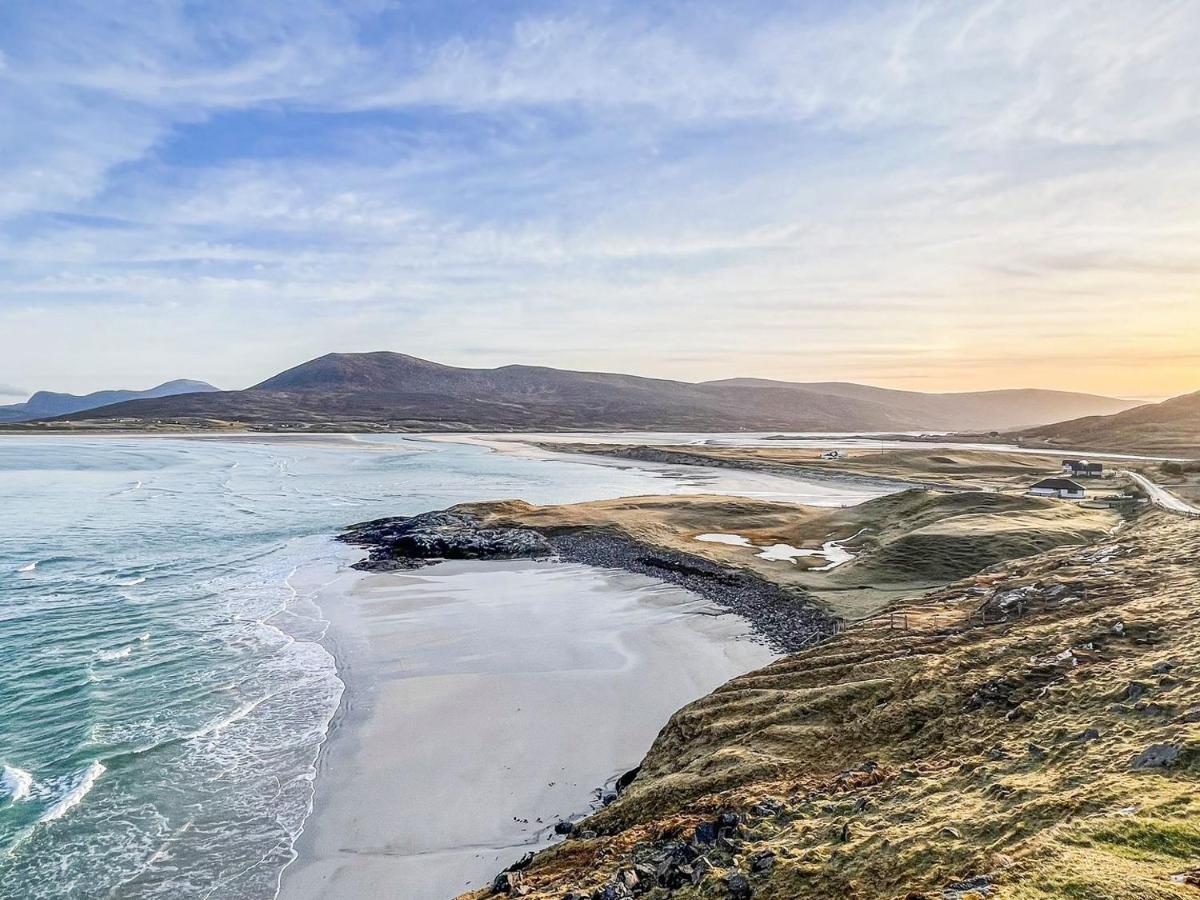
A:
[
  {"left": 18, "top": 561, "right": 37, "bottom": 573},
  {"left": 1, "top": 764, "right": 33, "bottom": 802},
  {"left": 39, "top": 761, "right": 105, "bottom": 823}
]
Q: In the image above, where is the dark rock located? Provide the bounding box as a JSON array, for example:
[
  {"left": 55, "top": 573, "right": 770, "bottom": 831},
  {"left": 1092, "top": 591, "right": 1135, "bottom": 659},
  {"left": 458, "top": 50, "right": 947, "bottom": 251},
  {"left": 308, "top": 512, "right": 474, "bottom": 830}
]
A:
[
  {"left": 554, "top": 820, "right": 574, "bottom": 835},
  {"left": 1076, "top": 728, "right": 1101, "bottom": 743},
  {"left": 601, "top": 791, "right": 618, "bottom": 806},
  {"left": 1152, "top": 660, "right": 1176, "bottom": 675},
  {"left": 1124, "top": 681, "right": 1150, "bottom": 701},
  {"left": 616, "top": 765, "right": 641, "bottom": 794},
  {"left": 1131, "top": 743, "right": 1180, "bottom": 770},
  {"left": 509, "top": 852, "right": 535, "bottom": 872},
  {"left": 1027, "top": 743, "right": 1047, "bottom": 759},
  {"left": 716, "top": 812, "right": 741, "bottom": 831},
  {"left": 492, "top": 870, "right": 523, "bottom": 894},
  {"left": 693, "top": 822, "right": 718, "bottom": 845},
  {"left": 748, "top": 850, "right": 776, "bottom": 876},
  {"left": 341, "top": 511, "right": 554, "bottom": 570},
  {"left": 750, "top": 800, "right": 783, "bottom": 818},
  {"left": 727, "top": 871, "right": 754, "bottom": 899},
  {"left": 944, "top": 874, "right": 992, "bottom": 898}
]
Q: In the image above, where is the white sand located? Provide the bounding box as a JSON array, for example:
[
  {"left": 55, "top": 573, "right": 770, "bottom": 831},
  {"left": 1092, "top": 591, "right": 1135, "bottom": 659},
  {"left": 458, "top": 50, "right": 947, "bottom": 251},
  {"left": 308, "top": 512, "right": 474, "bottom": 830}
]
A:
[{"left": 280, "top": 559, "right": 775, "bottom": 900}]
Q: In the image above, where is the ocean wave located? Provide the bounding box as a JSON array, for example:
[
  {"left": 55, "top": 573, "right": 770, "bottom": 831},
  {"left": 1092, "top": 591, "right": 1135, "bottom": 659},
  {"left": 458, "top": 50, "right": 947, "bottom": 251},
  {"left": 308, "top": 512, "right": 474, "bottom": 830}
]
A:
[
  {"left": 39, "top": 761, "right": 105, "bottom": 823},
  {"left": 117, "top": 576, "right": 146, "bottom": 586},
  {"left": 1, "top": 764, "right": 33, "bottom": 803},
  {"left": 190, "top": 696, "right": 269, "bottom": 740},
  {"left": 18, "top": 561, "right": 37, "bottom": 573},
  {"left": 95, "top": 646, "right": 132, "bottom": 662}
]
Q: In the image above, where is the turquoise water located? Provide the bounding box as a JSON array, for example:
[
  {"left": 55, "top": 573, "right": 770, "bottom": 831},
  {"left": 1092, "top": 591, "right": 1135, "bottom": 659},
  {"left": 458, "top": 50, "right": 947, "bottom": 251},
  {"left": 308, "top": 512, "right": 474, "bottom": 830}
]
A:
[{"left": 0, "top": 435, "right": 705, "bottom": 899}]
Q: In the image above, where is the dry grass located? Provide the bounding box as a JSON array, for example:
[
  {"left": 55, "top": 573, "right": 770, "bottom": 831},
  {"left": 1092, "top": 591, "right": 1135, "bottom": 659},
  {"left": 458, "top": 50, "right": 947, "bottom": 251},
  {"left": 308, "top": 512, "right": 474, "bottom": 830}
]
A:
[
  {"left": 465, "top": 489, "right": 1120, "bottom": 622},
  {"left": 460, "top": 511, "right": 1200, "bottom": 900},
  {"left": 546, "top": 444, "right": 1076, "bottom": 492}
]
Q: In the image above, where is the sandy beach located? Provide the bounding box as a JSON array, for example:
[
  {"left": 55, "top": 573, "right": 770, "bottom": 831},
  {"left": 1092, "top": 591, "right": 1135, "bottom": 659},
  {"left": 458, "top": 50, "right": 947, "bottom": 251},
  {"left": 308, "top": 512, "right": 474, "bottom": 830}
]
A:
[{"left": 280, "top": 558, "right": 776, "bottom": 900}]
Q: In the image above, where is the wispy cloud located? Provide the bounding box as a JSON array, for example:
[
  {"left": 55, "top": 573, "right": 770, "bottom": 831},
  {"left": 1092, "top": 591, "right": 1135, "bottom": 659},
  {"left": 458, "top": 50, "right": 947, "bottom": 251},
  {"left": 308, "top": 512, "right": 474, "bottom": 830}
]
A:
[{"left": 1, "top": 1, "right": 1198, "bottom": 397}]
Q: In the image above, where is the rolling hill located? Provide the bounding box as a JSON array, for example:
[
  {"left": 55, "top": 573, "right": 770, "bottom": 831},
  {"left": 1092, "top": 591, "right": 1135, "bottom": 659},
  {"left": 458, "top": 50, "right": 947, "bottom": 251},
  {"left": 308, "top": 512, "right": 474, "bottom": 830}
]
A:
[
  {"left": 0, "top": 379, "right": 219, "bottom": 423},
  {"left": 28, "top": 352, "right": 1144, "bottom": 433},
  {"left": 1017, "top": 389, "right": 1200, "bottom": 456}
]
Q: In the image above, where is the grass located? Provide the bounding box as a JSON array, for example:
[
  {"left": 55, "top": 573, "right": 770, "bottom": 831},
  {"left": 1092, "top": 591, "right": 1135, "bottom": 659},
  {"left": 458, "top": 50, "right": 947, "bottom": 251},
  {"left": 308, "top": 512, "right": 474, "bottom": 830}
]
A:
[
  {"left": 468, "top": 488, "right": 1120, "bottom": 621},
  {"left": 458, "top": 509, "right": 1200, "bottom": 900}
]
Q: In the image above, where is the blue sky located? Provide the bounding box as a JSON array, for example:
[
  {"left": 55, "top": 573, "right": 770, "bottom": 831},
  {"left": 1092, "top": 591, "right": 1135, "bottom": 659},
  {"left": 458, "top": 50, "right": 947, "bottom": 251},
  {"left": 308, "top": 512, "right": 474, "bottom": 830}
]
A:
[{"left": 1, "top": 0, "right": 1198, "bottom": 399}]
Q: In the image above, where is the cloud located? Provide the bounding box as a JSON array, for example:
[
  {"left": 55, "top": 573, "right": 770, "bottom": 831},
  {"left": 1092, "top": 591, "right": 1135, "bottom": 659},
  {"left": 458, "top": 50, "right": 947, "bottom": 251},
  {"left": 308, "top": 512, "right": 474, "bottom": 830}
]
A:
[{"left": 0, "top": 1, "right": 1198, "bottom": 397}]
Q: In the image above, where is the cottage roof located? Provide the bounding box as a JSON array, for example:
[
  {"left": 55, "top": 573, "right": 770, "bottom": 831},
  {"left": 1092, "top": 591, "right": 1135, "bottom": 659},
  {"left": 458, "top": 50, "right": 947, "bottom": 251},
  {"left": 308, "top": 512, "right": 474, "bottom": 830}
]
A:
[{"left": 1032, "top": 478, "right": 1086, "bottom": 492}]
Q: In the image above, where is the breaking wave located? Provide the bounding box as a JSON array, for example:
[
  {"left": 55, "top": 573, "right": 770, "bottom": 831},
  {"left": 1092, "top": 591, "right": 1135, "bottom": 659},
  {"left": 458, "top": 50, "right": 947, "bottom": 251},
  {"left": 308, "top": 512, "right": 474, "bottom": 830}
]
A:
[
  {"left": 39, "top": 762, "right": 105, "bottom": 823},
  {"left": 1, "top": 765, "right": 32, "bottom": 803}
]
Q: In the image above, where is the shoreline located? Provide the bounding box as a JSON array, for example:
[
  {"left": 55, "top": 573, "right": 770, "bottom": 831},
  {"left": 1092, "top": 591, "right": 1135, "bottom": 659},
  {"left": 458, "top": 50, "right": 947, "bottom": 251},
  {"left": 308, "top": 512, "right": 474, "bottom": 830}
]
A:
[
  {"left": 278, "top": 558, "right": 776, "bottom": 900},
  {"left": 341, "top": 512, "right": 841, "bottom": 654},
  {"left": 0, "top": 428, "right": 1188, "bottom": 463}
]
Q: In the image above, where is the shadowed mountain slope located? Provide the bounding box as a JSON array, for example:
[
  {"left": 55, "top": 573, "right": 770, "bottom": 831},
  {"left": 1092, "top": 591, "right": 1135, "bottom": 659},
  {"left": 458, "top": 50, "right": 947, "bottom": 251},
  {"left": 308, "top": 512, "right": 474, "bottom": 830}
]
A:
[
  {"left": 37, "top": 352, "right": 1142, "bottom": 433},
  {"left": 1017, "top": 389, "right": 1200, "bottom": 455}
]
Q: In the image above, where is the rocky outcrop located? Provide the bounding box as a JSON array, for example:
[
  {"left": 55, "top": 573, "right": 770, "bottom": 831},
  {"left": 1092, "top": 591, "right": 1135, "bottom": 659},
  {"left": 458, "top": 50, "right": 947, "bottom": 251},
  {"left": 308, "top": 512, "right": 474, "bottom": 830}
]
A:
[{"left": 339, "top": 511, "right": 553, "bottom": 569}]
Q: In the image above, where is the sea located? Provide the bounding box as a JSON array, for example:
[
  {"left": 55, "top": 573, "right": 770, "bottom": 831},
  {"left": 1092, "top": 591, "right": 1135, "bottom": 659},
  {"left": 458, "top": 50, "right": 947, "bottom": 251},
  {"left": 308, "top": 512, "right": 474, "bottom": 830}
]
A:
[{"left": 0, "top": 434, "right": 883, "bottom": 899}]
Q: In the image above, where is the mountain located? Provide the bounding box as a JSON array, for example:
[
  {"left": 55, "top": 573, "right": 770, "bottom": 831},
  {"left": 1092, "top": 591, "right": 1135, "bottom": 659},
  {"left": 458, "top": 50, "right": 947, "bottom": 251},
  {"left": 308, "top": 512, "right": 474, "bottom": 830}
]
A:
[
  {"left": 35, "top": 352, "right": 1143, "bottom": 433},
  {"left": 704, "top": 378, "right": 1140, "bottom": 432},
  {"left": 1016, "top": 389, "right": 1200, "bottom": 455},
  {"left": 0, "top": 379, "right": 219, "bottom": 423}
]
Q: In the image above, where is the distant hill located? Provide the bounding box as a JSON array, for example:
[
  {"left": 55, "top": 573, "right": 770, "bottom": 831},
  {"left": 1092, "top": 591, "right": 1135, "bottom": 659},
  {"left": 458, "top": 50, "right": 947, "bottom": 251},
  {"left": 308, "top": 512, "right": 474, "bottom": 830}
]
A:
[
  {"left": 34, "top": 352, "right": 1143, "bottom": 433},
  {"left": 1017, "top": 389, "right": 1200, "bottom": 456},
  {"left": 0, "top": 379, "right": 219, "bottom": 423},
  {"left": 706, "top": 378, "right": 1139, "bottom": 432}
]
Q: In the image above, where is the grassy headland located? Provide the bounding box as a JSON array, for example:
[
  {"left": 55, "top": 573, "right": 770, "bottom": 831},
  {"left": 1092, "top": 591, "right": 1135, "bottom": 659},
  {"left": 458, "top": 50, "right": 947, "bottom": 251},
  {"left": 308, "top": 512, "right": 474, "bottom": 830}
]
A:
[
  {"left": 464, "top": 509, "right": 1200, "bottom": 900},
  {"left": 462, "top": 490, "right": 1120, "bottom": 623}
]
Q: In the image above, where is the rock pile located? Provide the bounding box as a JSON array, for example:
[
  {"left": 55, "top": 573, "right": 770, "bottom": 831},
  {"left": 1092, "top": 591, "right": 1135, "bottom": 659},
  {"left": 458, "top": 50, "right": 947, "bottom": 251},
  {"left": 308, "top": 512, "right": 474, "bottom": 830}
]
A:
[
  {"left": 339, "top": 511, "right": 553, "bottom": 570},
  {"left": 528, "top": 812, "right": 760, "bottom": 900}
]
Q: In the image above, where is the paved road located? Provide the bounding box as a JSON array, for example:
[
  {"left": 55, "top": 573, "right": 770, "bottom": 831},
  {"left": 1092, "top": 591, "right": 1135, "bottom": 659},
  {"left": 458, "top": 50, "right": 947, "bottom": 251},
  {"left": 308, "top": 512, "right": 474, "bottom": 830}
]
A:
[{"left": 1124, "top": 470, "right": 1200, "bottom": 516}]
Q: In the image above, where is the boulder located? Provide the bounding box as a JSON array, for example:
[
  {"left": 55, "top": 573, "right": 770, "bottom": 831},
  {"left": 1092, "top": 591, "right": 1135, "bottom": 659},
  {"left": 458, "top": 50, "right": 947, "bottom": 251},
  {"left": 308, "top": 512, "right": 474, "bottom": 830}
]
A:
[
  {"left": 1131, "top": 744, "right": 1181, "bottom": 770},
  {"left": 727, "top": 871, "right": 753, "bottom": 899},
  {"left": 748, "top": 850, "right": 776, "bottom": 876}
]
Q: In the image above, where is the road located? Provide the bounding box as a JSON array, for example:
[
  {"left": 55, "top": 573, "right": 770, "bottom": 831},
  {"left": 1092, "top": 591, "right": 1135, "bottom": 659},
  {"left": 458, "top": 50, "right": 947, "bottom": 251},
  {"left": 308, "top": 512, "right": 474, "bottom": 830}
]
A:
[{"left": 1124, "top": 470, "right": 1200, "bottom": 517}]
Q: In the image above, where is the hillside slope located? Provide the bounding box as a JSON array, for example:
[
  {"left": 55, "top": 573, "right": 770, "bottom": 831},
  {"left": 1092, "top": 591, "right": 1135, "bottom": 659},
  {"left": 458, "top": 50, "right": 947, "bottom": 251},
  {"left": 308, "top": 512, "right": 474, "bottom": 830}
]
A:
[
  {"left": 1018, "top": 390, "right": 1200, "bottom": 456},
  {"left": 468, "top": 510, "right": 1200, "bottom": 899},
  {"left": 710, "top": 378, "right": 1140, "bottom": 432},
  {"left": 40, "top": 352, "right": 1140, "bottom": 433}
]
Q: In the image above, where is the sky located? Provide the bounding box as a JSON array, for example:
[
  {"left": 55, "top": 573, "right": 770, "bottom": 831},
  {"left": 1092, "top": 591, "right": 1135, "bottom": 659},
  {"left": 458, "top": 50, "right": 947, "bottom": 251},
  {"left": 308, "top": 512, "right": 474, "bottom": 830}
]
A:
[{"left": 1, "top": 0, "right": 1198, "bottom": 401}]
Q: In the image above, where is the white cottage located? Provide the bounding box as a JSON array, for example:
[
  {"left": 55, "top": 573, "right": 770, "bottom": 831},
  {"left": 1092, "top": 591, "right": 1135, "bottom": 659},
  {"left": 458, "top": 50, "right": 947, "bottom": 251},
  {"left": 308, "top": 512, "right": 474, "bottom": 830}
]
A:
[{"left": 1029, "top": 478, "right": 1087, "bottom": 500}]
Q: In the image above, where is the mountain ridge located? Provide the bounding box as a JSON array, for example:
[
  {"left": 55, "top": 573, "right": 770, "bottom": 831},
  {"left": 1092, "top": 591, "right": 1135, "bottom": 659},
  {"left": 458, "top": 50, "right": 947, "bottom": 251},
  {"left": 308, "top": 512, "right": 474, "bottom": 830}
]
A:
[
  {"left": 24, "top": 351, "right": 1145, "bottom": 433},
  {"left": 0, "top": 379, "right": 219, "bottom": 423}
]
